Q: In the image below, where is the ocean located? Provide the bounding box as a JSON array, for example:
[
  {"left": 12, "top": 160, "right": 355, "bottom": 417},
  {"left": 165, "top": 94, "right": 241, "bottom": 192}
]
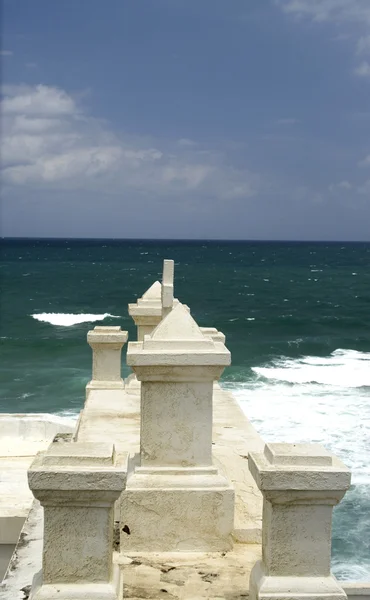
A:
[{"left": 1, "top": 238, "right": 370, "bottom": 580}]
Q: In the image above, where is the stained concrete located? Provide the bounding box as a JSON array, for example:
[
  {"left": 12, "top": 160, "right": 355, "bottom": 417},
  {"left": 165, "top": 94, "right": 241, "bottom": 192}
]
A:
[{"left": 76, "top": 382, "right": 264, "bottom": 545}]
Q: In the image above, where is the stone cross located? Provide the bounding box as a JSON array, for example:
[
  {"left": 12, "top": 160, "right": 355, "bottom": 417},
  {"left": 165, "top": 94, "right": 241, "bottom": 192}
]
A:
[{"left": 161, "top": 259, "right": 174, "bottom": 318}]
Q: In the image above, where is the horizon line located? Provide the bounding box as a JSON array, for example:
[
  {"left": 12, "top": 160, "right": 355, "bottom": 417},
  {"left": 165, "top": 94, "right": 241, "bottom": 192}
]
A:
[{"left": 1, "top": 236, "right": 370, "bottom": 244}]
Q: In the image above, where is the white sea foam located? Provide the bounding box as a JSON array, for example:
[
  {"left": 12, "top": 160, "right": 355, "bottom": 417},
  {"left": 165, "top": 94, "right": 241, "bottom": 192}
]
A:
[
  {"left": 224, "top": 348, "right": 370, "bottom": 578},
  {"left": 333, "top": 563, "right": 370, "bottom": 582},
  {"left": 32, "top": 313, "right": 121, "bottom": 327},
  {"left": 225, "top": 349, "right": 370, "bottom": 483},
  {"left": 253, "top": 349, "right": 370, "bottom": 388},
  {"left": 226, "top": 349, "right": 370, "bottom": 482}
]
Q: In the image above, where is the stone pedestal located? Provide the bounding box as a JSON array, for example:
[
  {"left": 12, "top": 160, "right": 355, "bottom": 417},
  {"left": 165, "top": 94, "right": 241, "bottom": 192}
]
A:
[
  {"left": 86, "top": 326, "right": 128, "bottom": 396},
  {"left": 248, "top": 443, "right": 351, "bottom": 600},
  {"left": 126, "top": 280, "right": 163, "bottom": 393},
  {"left": 28, "top": 442, "right": 127, "bottom": 600},
  {"left": 128, "top": 280, "right": 163, "bottom": 342},
  {"left": 121, "top": 303, "right": 235, "bottom": 552}
]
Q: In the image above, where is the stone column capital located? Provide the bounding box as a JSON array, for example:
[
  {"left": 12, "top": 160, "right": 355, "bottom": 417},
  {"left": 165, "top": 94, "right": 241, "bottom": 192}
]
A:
[
  {"left": 87, "top": 326, "right": 128, "bottom": 348},
  {"left": 127, "top": 302, "right": 230, "bottom": 374},
  {"left": 28, "top": 442, "right": 127, "bottom": 503},
  {"left": 249, "top": 442, "right": 351, "bottom": 501}
]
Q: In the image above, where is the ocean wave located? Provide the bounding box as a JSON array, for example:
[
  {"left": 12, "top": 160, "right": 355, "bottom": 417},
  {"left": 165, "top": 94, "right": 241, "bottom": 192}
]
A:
[
  {"left": 253, "top": 348, "right": 370, "bottom": 388},
  {"left": 334, "top": 563, "right": 370, "bottom": 581},
  {"left": 223, "top": 349, "right": 370, "bottom": 478},
  {"left": 31, "top": 313, "right": 121, "bottom": 327},
  {"left": 57, "top": 410, "right": 79, "bottom": 420}
]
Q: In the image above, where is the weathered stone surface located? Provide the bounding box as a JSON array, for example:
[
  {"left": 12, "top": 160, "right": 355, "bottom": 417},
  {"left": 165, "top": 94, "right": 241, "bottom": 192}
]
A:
[
  {"left": 118, "top": 545, "right": 261, "bottom": 599},
  {"left": 0, "top": 414, "right": 75, "bottom": 583},
  {"left": 161, "top": 259, "right": 174, "bottom": 318},
  {"left": 86, "top": 326, "right": 127, "bottom": 393},
  {"left": 27, "top": 443, "right": 127, "bottom": 600},
  {"left": 128, "top": 281, "right": 163, "bottom": 342},
  {"left": 248, "top": 443, "right": 351, "bottom": 600},
  {"left": 75, "top": 386, "right": 263, "bottom": 544},
  {"left": 123, "top": 303, "right": 235, "bottom": 552}
]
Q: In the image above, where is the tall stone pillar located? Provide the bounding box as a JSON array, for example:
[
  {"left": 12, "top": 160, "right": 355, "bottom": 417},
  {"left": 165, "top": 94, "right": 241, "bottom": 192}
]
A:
[
  {"left": 28, "top": 442, "right": 127, "bottom": 600},
  {"left": 86, "top": 326, "right": 128, "bottom": 396},
  {"left": 248, "top": 443, "right": 351, "bottom": 600},
  {"left": 121, "top": 302, "right": 235, "bottom": 552}
]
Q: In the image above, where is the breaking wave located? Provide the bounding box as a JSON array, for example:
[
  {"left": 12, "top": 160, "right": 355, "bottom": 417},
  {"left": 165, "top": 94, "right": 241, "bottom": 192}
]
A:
[
  {"left": 31, "top": 313, "right": 121, "bottom": 327},
  {"left": 224, "top": 348, "right": 370, "bottom": 581},
  {"left": 253, "top": 349, "right": 370, "bottom": 388}
]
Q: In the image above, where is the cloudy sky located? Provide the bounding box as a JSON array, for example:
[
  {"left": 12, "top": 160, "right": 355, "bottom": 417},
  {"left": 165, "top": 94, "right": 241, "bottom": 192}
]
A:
[{"left": 1, "top": 0, "right": 370, "bottom": 240}]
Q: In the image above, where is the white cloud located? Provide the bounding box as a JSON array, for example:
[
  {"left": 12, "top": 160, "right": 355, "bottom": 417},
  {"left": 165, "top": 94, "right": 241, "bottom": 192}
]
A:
[
  {"left": 338, "top": 180, "right": 352, "bottom": 189},
  {"left": 359, "top": 154, "right": 370, "bottom": 166},
  {"left": 356, "top": 35, "right": 370, "bottom": 54},
  {"left": 12, "top": 115, "right": 64, "bottom": 133},
  {"left": 0, "top": 50, "right": 13, "bottom": 57},
  {"left": 354, "top": 61, "right": 370, "bottom": 76},
  {"left": 2, "top": 84, "right": 77, "bottom": 116},
  {"left": 161, "top": 164, "right": 213, "bottom": 189},
  {"left": 177, "top": 138, "right": 198, "bottom": 147},
  {"left": 0, "top": 83, "right": 259, "bottom": 201},
  {"left": 276, "top": 1, "right": 370, "bottom": 75},
  {"left": 275, "top": 0, "right": 370, "bottom": 25},
  {"left": 329, "top": 180, "right": 352, "bottom": 192}
]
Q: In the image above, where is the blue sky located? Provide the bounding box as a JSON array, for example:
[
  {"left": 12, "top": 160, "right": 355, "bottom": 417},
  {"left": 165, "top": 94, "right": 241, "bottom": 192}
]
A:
[{"left": 1, "top": 0, "right": 370, "bottom": 239}]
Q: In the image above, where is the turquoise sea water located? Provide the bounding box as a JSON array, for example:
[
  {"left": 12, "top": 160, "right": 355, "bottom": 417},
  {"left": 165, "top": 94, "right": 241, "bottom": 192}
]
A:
[{"left": 1, "top": 238, "right": 370, "bottom": 579}]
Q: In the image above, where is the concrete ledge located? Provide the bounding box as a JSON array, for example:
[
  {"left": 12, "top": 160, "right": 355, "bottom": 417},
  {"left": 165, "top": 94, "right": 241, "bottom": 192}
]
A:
[
  {"left": 0, "top": 414, "right": 75, "bottom": 440},
  {"left": 343, "top": 583, "right": 370, "bottom": 600},
  {"left": 0, "top": 415, "right": 76, "bottom": 583},
  {"left": 0, "top": 500, "right": 43, "bottom": 598}
]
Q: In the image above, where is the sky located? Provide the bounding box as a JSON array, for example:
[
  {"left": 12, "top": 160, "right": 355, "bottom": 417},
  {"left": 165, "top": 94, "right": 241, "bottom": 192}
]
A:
[{"left": 1, "top": 0, "right": 370, "bottom": 240}]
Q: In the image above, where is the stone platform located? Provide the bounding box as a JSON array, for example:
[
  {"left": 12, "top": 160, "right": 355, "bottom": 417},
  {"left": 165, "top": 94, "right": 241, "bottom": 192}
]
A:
[
  {"left": 118, "top": 546, "right": 261, "bottom": 599},
  {"left": 76, "top": 382, "right": 264, "bottom": 544}
]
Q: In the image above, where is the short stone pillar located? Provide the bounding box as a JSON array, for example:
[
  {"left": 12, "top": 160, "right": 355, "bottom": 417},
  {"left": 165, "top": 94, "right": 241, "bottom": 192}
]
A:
[
  {"left": 86, "top": 326, "right": 128, "bottom": 395},
  {"left": 248, "top": 443, "right": 351, "bottom": 600},
  {"left": 128, "top": 280, "right": 163, "bottom": 342},
  {"left": 28, "top": 442, "right": 127, "bottom": 600},
  {"left": 121, "top": 302, "right": 234, "bottom": 552},
  {"left": 161, "top": 258, "right": 174, "bottom": 318}
]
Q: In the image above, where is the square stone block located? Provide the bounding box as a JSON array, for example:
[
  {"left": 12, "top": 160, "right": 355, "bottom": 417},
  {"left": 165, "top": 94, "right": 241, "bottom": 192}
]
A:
[
  {"left": 264, "top": 443, "right": 332, "bottom": 467},
  {"left": 43, "top": 443, "right": 115, "bottom": 466},
  {"left": 120, "top": 486, "right": 234, "bottom": 552}
]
